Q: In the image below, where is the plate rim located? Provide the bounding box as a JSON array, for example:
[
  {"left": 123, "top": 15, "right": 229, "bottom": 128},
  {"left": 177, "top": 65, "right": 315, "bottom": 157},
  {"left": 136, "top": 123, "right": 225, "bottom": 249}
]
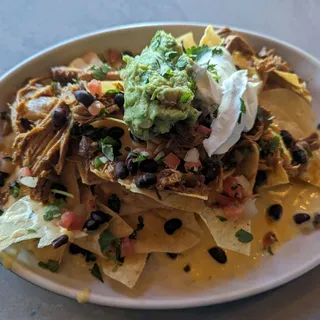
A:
[{"left": 1, "top": 21, "right": 320, "bottom": 309}]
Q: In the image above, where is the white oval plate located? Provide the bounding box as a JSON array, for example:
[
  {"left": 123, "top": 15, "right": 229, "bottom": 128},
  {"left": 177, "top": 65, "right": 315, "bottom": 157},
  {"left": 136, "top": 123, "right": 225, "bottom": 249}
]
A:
[{"left": 1, "top": 23, "right": 320, "bottom": 309}]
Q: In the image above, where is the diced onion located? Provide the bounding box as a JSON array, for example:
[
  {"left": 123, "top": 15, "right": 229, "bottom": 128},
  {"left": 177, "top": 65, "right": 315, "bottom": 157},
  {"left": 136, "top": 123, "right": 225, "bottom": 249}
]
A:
[
  {"left": 88, "top": 101, "right": 105, "bottom": 116},
  {"left": 184, "top": 148, "right": 200, "bottom": 163},
  {"left": 19, "top": 176, "right": 38, "bottom": 188},
  {"left": 244, "top": 198, "right": 258, "bottom": 219}
]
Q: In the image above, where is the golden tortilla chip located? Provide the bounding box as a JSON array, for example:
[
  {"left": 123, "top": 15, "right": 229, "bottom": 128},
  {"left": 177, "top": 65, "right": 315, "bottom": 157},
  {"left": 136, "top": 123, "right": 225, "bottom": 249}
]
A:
[
  {"left": 122, "top": 208, "right": 201, "bottom": 253},
  {"left": 299, "top": 149, "right": 320, "bottom": 187},
  {"left": 100, "top": 254, "right": 148, "bottom": 289},
  {"left": 176, "top": 32, "right": 196, "bottom": 49},
  {"left": 259, "top": 89, "right": 316, "bottom": 137},
  {"left": 199, "top": 25, "right": 222, "bottom": 47}
]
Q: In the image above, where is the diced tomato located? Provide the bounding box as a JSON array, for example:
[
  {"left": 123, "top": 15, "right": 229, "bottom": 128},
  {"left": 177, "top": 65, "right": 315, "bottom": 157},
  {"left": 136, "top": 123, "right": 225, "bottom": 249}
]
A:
[
  {"left": 60, "top": 211, "right": 86, "bottom": 231},
  {"left": 217, "top": 194, "right": 237, "bottom": 207},
  {"left": 19, "top": 167, "right": 32, "bottom": 177},
  {"left": 197, "top": 125, "right": 212, "bottom": 136},
  {"left": 223, "top": 176, "right": 245, "bottom": 200},
  {"left": 88, "top": 79, "right": 102, "bottom": 97},
  {"left": 121, "top": 236, "right": 135, "bottom": 257},
  {"left": 263, "top": 231, "right": 277, "bottom": 249},
  {"left": 223, "top": 202, "right": 246, "bottom": 221},
  {"left": 184, "top": 161, "right": 201, "bottom": 172},
  {"left": 107, "top": 49, "right": 122, "bottom": 64},
  {"left": 163, "top": 153, "right": 181, "bottom": 170}
]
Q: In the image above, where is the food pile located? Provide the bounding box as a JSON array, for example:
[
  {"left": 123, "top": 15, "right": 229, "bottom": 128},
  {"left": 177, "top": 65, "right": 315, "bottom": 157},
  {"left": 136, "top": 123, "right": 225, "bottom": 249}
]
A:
[{"left": 0, "top": 26, "right": 319, "bottom": 289}]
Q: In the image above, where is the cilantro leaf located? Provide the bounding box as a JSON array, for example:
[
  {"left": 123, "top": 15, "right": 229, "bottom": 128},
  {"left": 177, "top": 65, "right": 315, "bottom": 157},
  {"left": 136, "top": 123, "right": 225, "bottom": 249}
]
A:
[
  {"left": 38, "top": 259, "right": 59, "bottom": 272},
  {"left": 101, "top": 145, "right": 114, "bottom": 161},
  {"left": 176, "top": 56, "right": 188, "bottom": 69},
  {"left": 99, "top": 230, "right": 118, "bottom": 254},
  {"left": 186, "top": 45, "right": 212, "bottom": 61},
  {"left": 240, "top": 98, "right": 247, "bottom": 114},
  {"left": 94, "top": 157, "right": 104, "bottom": 169},
  {"left": 27, "top": 228, "right": 37, "bottom": 233},
  {"left": 160, "top": 65, "right": 174, "bottom": 77},
  {"left": 180, "top": 92, "right": 192, "bottom": 104},
  {"left": 90, "top": 263, "right": 104, "bottom": 283},
  {"left": 43, "top": 199, "right": 66, "bottom": 221},
  {"left": 9, "top": 182, "right": 20, "bottom": 198},
  {"left": 101, "top": 136, "right": 121, "bottom": 148},
  {"left": 235, "top": 229, "right": 254, "bottom": 243},
  {"left": 212, "top": 47, "right": 223, "bottom": 55},
  {"left": 216, "top": 215, "right": 228, "bottom": 222},
  {"left": 105, "top": 89, "right": 120, "bottom": 94},
  {"left": 133, "top": 154, "right": 148, "bottom": 163},
  {"left": 91, "top": 63, "right": 111, "bottom": 80},
  {"left": 165, "top": 51, "right": 178, "bottom": 60},
  {"left": 269, "top": 135, "right": 280, "bottom": 153}
]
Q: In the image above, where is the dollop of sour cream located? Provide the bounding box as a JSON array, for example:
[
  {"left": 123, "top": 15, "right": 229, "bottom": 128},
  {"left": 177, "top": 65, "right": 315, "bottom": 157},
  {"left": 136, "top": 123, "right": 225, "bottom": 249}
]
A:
[{"left": 193, "top": 46, "right": 261, "bottom": 156}]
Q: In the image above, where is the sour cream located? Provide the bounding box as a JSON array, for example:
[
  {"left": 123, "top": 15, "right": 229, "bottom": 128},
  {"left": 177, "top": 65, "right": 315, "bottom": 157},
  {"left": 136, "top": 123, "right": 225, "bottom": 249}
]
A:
[{"left": 193, "top": 46, "right": 260, "bottom": 156}]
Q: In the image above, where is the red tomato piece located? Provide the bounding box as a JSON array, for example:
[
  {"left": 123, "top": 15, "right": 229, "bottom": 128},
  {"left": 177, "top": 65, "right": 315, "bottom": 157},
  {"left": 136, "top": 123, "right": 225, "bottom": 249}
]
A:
[
  {"left": 223, "top": 176, "right": 245, "bottom": 200},
  {"left": 88, "top": 79, "right": 102, "bottom": 97},
  {"left": 263, "top": 231, "right": 277, "bottom": 249},
  {"left": 20, "top": 167, "right": 32, "bottom": 177},
  {"left": 163, "top": 153, "right": 181, "bottom": 170},
  {"left": 217, "top": 194, "right": 237, "bottom": 207},
  {"left": 60, "top": 211, "right": 86, "bottom": 231},
  {"left": 223, "top": 202, "right": 246, "bottom": 221},
  {"left": 121, "top": 236, "right": 135, "bottom": 257},
  {"left": 184, "top": 161, "right": 201, "bottom": 172},
  {"left": 197, "top": 125, "right": 212, "bottom": 136}
]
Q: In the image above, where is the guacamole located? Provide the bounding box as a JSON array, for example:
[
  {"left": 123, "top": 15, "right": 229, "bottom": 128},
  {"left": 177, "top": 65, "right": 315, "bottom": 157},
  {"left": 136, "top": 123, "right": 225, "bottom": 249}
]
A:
[{"left": 122, "top": 31, "right": 200, "bottom": 140}]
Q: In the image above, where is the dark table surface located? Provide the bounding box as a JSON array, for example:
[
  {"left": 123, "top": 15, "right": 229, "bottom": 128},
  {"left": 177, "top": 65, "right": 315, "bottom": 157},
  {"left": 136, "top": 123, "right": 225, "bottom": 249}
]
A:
[{"left": 1, "top": 0, "right": 319, "bottom": 319}]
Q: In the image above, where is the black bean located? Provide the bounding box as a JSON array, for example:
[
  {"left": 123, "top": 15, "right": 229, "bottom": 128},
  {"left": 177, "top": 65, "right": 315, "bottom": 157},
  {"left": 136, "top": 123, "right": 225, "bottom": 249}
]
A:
[
  {"left": 184, "top": 173, "right": 199, "bottom": 188},
  {"left": 313, "top": 213, "right": 320, "bottom": 228},
  {"left": 202, "top": 166, "right": 218, "bottom": 185},
  {"left": 254, "top": 170, "right": 267, "bottom": 188},
  {"left": 291, "top": 147, "right": 308, "bottom": 165},
  {"left": 166, "top": 253, "right": 178, "bottom": 259},
  {"left": 83, "top": 219, "right": 100, "bottom": 231},
  {"left": 20, "top": 118, "right": 32, "bottom": 131},
  {"left": 51, "top": 183, "right": 68, "bottom": 199},
  {"left": 107, "top": 194, "right": 121, "bottom": 213},
  {"left": 90, "top": 210, "right": 112, "bottom": 224},
  {"left": 74, "top": 90, "right": 94, "bottom": 107},
  {"left": 52, "top": 234, "right": 69, "bottom": 249},
  {"left": 126, "top": 157, "right": 138, "bottom": 174},
  {"left": 267, "top": 204, "right": 283, "bottom": 221},
  {"left": 164, "top": 218, "right": 182, "bottom": 235},
  {"left": 107, "top": 127, "right": 125, "bottom": 139},
  {"left": 208, "top": 246, "right": 227, "bottom": 264},
  {"left": 123, "top": 50, "right": 134, "bottom": 57},
  {"left": 52, "top": 107, "right": 69, "bottom": 128},
  {"left": 0, "top": 172, "right": 9, "bottom": 187},
  {"left": 280, "top": 130, "right": 294, "bottom": 148},
  {"left": 69, "top": 243, "right": 86, "bottom": 255},
  {"left": 293, "top": 213, "right": 311, "bottom": 225},
  {"left": 130, "top": 131, "right": 144, "bottom": 143},
  {"left": 139, "top": 159, "right": 158, "bottom": 173},
  {"left": 114, "top": 93, "right": 124, "bottom": 109},
  {"left": 183, "top": 264, "right": 191, "bottom": 273},
  {"left": 114, "top": 161, "right": 129, "bottom": 180},
  {"left": 135, "top": 173, "right": 157, "bottom": 188}
]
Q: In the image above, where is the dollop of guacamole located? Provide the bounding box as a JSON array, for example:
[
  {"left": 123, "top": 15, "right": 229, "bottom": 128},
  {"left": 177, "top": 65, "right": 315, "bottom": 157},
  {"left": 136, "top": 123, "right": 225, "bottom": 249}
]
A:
[{"left": 122, "top": 30, "right": 200, "bottom": 140}]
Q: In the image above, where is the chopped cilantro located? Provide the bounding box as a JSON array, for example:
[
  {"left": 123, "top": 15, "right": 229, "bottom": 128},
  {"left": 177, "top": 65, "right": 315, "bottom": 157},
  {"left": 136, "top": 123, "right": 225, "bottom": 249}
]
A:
[
  {"left": 269, "top": 135, "right": 280, "bottom": 153},
  {"left": 180, "top": 92, "right": 192, "bottom": 104},
  {"left": 212, "top": 47, "right": 223, "bottom": 55},
  {"left": 101, "top": 136, "right": 121, "bottom": 148},
  {"left": 9, "top": 182, "right": 20, "bottom": 198},
  {"left": 99, "top": 136, "right": 122, "bottom": 161},
  {"left": 176, "top": 56, "right": 188, "bottom": 69},
  {"left": 140, "top": 71, "right": 150, "bottom": 85},
  {"left": 160, "top": 65, "right": 174, "bottom": 77},
  {"left": 38, "top": 259, "right": 59, "bottom": 272},
  {"left": 235, "top": 229, "right": 254, "bottom": 243},
  {"left": 94, "top": 157, "right": 104, "bottom": 169},
  {"left": 186, "top": 45, "right": 212, "bottom": 61},
  {"left": 240, "top": 98, "right": 247, "bottom": 114},
  {"left": 133, "top": 154, "right": 148, "bottom": 163},
  {"left": 105, "top": 89, "right": 120, "bottom": 94},
  {"left": 101, "top": 144, "right": 114, "bottom": 160},
  {"left": 27, "top": 228, "right": 36, "bottom": 233},
  {"left": 267, "top": 246, "right": 274, "bottom": 255},
  {"left": 165, "top": 50, "right": 178, "bottom": 60},
  {"left": 90, "top": 263, "right": 104, "bottom": 283},
  {"left": 217, "top": 215, "right": 227, "bottom": 222},
  {"left": 91, "top": 63, "right": 111, "bottom": 80},
  {"left": 98, "top": 230, "right": 118, "bottom": 254},
  {"left": 43, "top": 199, "right": 67, "bottom": 221}
]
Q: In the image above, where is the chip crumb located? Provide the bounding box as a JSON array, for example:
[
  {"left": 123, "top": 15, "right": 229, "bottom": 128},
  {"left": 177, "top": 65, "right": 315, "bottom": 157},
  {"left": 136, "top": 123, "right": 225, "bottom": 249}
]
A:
[{"left": 76, "top": 288, "right": 91, "bottom": 304}]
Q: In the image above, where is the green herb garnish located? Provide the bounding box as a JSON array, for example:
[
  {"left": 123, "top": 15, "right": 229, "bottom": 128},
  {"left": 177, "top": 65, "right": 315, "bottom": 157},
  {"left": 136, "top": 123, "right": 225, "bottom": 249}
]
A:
[
  {"left": 186, "top": 45, "right": 212, "bottom": 61},
  {"left": 9, "top": 182, "right": 20, "bottom": 198},
  {"left": 27, "top": 228, "right": 36, "bottom": 233},
  {"left": 266, "top": 246, "right": 274, "bottom": 255},
  {"left": 212, "top": 47, "right": 223, "bottom": 55},
  {"left": 90, "top": 263, "right": 104, "bottom": 283},
  {"left": 98, "top": 230, "right": 118, "bottom": 254},
  {"left": 235, "top": 229, "right": 254, "bottom": 243},
  {"left": 94, "top": 157, "right": 104, "bottom": 169},
  {"left": 91, "top": 63, "right": 111, "bottom": 80},
  {"left": 216, "top": 215, "right": 227, "bottom": 222},
  {"left": 176, "top": 56, "right": 189, "bottom": 69},
  {"left": 133, "top": 154, "right": 148, "bottom": 163},
  {"left": 160, "top": 65, "right": 174, "bottom": 77},
  {"left": 105, "top": 89, "right": 120, "bottom": 94},
  {"left": 165, "top": 51, "right": 178, "bottom": 60},
  {"left": 240, "top": 98, "right": 247, "bottom": 114},
  {"left": 180, "top": 92, "right": 192, "bottom": 104},
  {"left": 38, "top": 259, "right": 59, "bottom": 272},
  {"left": 269, "top": 135, "right": 280, "bottom": 153},
  {"left": 43, "top": 199, "right": 67, "bottom": 221}
]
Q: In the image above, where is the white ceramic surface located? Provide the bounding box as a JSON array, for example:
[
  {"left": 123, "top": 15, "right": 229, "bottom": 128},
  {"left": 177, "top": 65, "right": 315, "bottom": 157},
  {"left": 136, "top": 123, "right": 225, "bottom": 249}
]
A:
[{"left": 1, "top": 23, "right": 320, "bottom": 309}]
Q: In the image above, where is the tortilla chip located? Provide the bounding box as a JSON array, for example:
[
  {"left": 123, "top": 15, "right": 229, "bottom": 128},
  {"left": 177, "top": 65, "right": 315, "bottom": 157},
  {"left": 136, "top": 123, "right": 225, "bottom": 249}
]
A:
[
  {"left": 259, "top": 89, "right": 316, "bottom": 137},
  {"left": 0, "top": 196, "right": 66, "bottom": 251},
  {"left": 299, "top": 149, "right": 320, "bottom": 187},
  {"left": 100, "top": 254, "right": 148, "bottom": 289},
  {"left": 199, "top": 25, "right": 222, "bottom": 47},
  {"left": 77, "top": 160, "right": 103, "bottom": 185},
  {"left": 272, "top": 70, "right": 311, "bottom": 103},
  {"left": 122, "top": 208, "right": 201, "bottom": 253},
  {"left": 176, "top": 32, "right": 197, "bottom": 49},
  {"left": 100, "top": 81, "right": 124, "bottom": 94},
  {"left": 198, "top": 209, "right": 251, "bottom": 256}
]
